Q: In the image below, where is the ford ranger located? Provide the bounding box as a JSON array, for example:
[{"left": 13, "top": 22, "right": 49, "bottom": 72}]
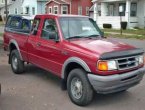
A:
[{"left": 3, "top": 14, "right": 145, "bottom": 106}]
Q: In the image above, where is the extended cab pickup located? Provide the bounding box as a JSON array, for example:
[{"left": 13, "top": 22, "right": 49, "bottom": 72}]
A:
[{"left": 3, "top": 14, "right": 145, "bottom": 106}]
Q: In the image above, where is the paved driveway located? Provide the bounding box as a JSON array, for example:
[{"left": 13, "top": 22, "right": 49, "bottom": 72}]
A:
[
  {"left": 0, "top": 38, "right": 145, "bottom": 110},
  {"left": 112, "top": 38, "right": 145, "bottom": 51}
]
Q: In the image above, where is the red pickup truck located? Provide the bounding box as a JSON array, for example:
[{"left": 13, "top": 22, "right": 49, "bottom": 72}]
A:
[{"left": 3, "top": 14, "right": 145, "bottom": 106}]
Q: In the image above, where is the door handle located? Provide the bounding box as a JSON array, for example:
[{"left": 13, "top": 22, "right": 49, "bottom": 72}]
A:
[{"left": 36, "top": 42, "right": 41, "bottom": 46}]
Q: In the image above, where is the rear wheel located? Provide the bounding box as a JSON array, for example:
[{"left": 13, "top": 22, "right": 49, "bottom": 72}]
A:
[
  {"left": 67, "top": 69, "right": 93, "bottom": 106},
  {"left": 10, "top": 50, "right": 25, "bottom": 74}
]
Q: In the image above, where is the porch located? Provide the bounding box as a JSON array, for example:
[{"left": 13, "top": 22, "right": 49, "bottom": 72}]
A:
[{"left": 92, "top": 0, "right": 140, "bottom": 29}]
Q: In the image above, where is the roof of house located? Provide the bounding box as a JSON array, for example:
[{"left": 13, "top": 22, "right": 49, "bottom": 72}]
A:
[{"left": 46, "top": 0, "right": 70, "bottom": 5}]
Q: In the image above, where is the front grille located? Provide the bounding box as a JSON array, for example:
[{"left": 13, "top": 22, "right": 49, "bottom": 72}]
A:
[{"left": 116, "top": 56, "right": 139, "bottom": 70}]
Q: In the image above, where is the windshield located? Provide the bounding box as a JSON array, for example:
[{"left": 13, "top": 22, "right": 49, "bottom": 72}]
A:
[{"left": 59, "top": 17, "right": 102, "bottom": 39}]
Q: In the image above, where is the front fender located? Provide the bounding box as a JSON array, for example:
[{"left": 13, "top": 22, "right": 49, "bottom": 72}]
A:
[{"left": 61, "top": 57, "right": 91, "bottom": 79}]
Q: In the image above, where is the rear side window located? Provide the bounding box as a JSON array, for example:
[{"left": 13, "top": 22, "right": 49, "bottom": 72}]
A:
[
  {"left": 9, "top": 17, "right": 21, "bottom": 28},
  {"left": 22, "top": 19, "right": 31, "bottom": 30}
]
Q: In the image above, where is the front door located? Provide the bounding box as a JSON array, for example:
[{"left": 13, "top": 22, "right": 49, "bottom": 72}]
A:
[{"left": 34, "top": 17, "right": 63, "bottom": 76}]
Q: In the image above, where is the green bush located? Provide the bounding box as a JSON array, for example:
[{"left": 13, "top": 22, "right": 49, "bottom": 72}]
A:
[
  {"left": 121, "top": 22, "right": 127, "bottom": 30},
  {"left": 103, "top": 24, "right": 112, "bottom": 29}
]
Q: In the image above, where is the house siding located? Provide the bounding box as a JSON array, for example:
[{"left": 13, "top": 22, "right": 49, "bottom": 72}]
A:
[
  {"left": 37, "top": 1, "right": 47, "bottom": 14},
  {"left": 22, "top": 0, "right": 37, "bottom": 15},
  {"left": 46, "top": 1, "right": 61, "bottom": 14},
  {"left": 8, "top": 0, "right": 23, "bottom": 15},
  {"left": 0, "top": 0, "right": 23, "bottom": 21},
  {"left": 92, "top": 0, "right": 145, "bottom": 29},
  {"left": 46, "top": 0, "right": 92, "bottom": 15},
  {"left": 71, "top": 0, "right": 92, "bottom": 15}
]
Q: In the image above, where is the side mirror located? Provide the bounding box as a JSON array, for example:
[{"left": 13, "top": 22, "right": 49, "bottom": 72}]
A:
[
  {"left": 33, "top": 29, "right": 38, "bottom": 35},
  {"left": 31, "top": 27, "right": 38, "bottom": 35},
  {"left": 49, "top": 32, "right": 59, "bottom": 42}
]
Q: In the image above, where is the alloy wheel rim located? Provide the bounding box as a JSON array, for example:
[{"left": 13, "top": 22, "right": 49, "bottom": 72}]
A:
[
  {"left": 12, "top": 55, "right": 18, "bottom": 70},
  {"left": 71, "top": 77, "right": 83, "bottom": 99}
]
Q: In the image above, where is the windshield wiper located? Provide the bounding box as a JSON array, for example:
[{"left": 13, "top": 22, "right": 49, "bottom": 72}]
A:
[
  {"left": 85, "top": 34, "right": 100, "bottom": 38},
  {"left": 66, "top": 36, "right": 84, "bottom": 39}
]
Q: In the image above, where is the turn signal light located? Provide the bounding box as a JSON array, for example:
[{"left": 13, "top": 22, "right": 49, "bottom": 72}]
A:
[{"left": 98, "top": 61, "right": 108, "bottom": 71}]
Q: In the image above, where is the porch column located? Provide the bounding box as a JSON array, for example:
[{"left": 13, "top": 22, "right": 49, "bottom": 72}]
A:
[
  {"left": 125, "top": 0, "right": 131, "bottom": 28},
  {"left": 101, "top": 2, "right": 108, "bottom": 16},
  {"left": 93, "top": 2, "right": 98, "bottom": 22}
]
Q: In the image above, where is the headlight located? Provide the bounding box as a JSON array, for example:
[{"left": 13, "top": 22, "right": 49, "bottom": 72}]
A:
[
  {"left": 98, "top": 60, "right": 117, "bottom": 71},
  {"left": 138, "top": 55, "right": 144, "bottom": 64}
]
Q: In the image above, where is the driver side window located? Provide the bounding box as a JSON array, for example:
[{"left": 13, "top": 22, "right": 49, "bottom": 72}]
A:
[{"left": 41, "top": 19, "right": 57, "bottom": 40}]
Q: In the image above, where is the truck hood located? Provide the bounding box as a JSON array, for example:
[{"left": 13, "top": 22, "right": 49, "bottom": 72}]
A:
[{"left": 68, "top": 38, "right": 135, "bottom": 55}]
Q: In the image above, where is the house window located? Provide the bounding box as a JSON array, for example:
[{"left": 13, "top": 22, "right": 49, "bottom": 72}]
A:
[
  {"left": 26, "top": 7, "right": 29, "bottom": 14},
  {"left": 130, "top": 3, "right": 137, "bottom": 17},
  {"left": 32, "top": 7, "right": 35, "bottom": 15},
  {"left": 108, "top": 4, "right": 114, "bottom": 16},
  {"left": 48, "top": 7, "right": 52, "bottom": 14},
  {"left": 53, "top": 6, "right": 58, "bottom": 14},
  {"left": 98, "top": 4, "right": 101, "bottom": 16},
  {"left": 78, "top": 6, "right": 82, "bottom": 15},
  {"left": 14, "top": 8, "right": 18, "bottom": 14},
  {"left": 61, "top": 6, "right": 68, "bottom": 14},
  {"left": 119, "top": 3, "right": 126, "bottom": 16},
  {"left": 9, "top": 17, "right": 21, "bottom": 28},
  {"left": 86, "top": 7, "right": 90, "bottom": 15}
]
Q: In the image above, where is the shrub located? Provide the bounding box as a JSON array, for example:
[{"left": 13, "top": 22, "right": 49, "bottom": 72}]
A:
[
  {"left": 121, "top": 22, "right": 127, "bottom": 30},
  {"left": 103, "top": 24, "right": 112, "bottom": 29}
]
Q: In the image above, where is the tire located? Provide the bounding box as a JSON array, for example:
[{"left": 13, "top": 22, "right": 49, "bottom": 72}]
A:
[
  {"left": 67, "top": 68, "right": 94, "bottom": 106},
  {"left": 10, "top": 49, "right": 24, "bottom": 74}
]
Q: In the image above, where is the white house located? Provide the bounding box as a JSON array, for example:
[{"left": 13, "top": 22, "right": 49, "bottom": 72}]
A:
[
  {"left": 37, "top": 0, "right": 48, "bottom": 14},
  {"left": 0, "top": 0, "right": 37, "bottom": 21},
  {"left": 92, "top": 0, "right": 145, "bottom": 29},
  {"left": 22, "top": 0, "right": 37, "bottom": 15}
]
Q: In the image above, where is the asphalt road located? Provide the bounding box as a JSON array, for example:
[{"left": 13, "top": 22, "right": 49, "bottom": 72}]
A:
[{"left": 0, "top": 38, "right": 145, "bottom": 110}]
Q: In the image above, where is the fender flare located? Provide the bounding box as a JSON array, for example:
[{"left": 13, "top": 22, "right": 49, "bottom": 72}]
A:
[
  {"left": 61, "top": 57, "right": 91, "bottom": 79},
  {"left": 9, "top": 39, "right": 23, "bottom": 60}
]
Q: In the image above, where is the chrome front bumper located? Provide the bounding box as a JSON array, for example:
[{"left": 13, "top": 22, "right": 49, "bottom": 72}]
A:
[{"left": 88, "top": 67, "right": 145, "bottom": 94}]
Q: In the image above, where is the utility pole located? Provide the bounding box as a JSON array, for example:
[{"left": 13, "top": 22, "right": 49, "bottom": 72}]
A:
[{"left": 5, "top": 0, "right": 8, "bottom": 19}]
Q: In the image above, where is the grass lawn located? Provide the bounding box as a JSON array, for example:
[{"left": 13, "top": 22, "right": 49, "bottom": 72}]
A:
[
  {"left": 0, "top": 21, "right": 4, "bottom": 26},
  {"left": 102, "top": 28, "right": 145, "bottom": 35},
  {"left": 0, "top": 32, "right": 3, "bottom": 36}
]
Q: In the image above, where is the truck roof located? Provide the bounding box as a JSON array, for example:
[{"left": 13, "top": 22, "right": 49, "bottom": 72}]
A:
[{"left": 35, "top": 14, "right": 89, "bottom": 18}]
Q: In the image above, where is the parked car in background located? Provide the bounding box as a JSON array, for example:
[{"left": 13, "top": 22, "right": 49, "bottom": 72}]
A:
[{"left": 3, "top": 14, "right": 145, "bottom": 106}]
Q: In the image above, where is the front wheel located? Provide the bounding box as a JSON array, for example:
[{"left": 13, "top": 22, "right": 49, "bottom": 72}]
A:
[
  {"left": 67, "top": 69, "right": 94, "bottom": 106},
  {"left": 10, "top": 50, "right": 25, "bottom": 74}
]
